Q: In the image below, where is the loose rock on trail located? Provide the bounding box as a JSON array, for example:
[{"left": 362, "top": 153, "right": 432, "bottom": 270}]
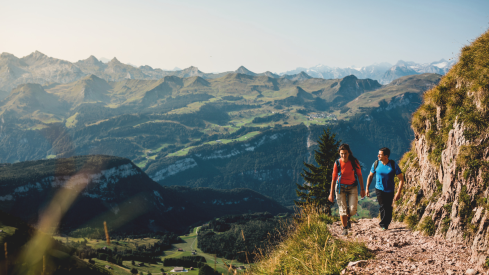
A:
[{"left": 329, "top": 218, "right": 485, "bottom": 274}]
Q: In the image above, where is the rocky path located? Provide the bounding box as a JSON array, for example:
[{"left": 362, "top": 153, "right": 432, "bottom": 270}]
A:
[{"left": 329, "top": 218, "right": 485, "bottom": 275}]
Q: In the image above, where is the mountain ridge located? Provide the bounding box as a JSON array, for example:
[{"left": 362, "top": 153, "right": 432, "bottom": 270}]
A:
[
  {"left": 0, "top": 154, "right": 291, "bottom": 234},
  {"left": 0, "top": 51, "right": 449, "bottom": 92}
]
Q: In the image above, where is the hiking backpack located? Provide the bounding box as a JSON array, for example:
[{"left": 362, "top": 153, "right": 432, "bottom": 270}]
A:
[{"left": 335, "top": 159, "right": 359, "bottom": 194}]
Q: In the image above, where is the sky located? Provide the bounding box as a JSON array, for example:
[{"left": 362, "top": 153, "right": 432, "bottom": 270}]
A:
[{"left": 1, "top": 0, "right": 488, "bottom": 73}]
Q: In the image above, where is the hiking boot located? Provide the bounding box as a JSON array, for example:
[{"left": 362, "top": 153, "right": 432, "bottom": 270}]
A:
[
  {"left": 380, "top": 227, "right": 386, "bottom": 231},
  {"left": 342, "top": 228, "right": 348, "bottom": 236},
  {"left": 347, "top": 216, "right": 351, "bottom": 229}
]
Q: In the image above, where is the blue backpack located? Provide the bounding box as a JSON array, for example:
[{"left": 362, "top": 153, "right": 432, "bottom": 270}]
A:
[{"left": 335, "top": 159, "right": 359, "bottom": 194}]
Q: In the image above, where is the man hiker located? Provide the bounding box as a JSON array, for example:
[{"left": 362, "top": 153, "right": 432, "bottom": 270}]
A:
[
  {"left": 328, "top": 144, "right": 365, "bottom": 236},
  {"left": 366, "top": 147, "right": 404, "bottom": 230}
]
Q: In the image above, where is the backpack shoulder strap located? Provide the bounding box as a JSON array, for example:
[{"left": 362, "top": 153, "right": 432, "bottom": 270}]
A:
[
  {"left": 389, "top": 159, "right": 397, "bottom": 173},
  {"left": 374, "top": 160, "right": 379, "bottom": 170},
  {"left": 335, "top": 159, "right": 342, "bottom": 194}
]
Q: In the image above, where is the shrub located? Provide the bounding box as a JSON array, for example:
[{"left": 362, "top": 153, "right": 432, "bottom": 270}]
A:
[
  {"left": 419, "top": 217, "right": 436, "bottom": 236},
  {"left": 398, "top": 213, "right": 406, "bottom": 222},
  {"left": 319, "top": 214, "right": 340, "bottom": 225},
  {"left": 458, "top": 186, "right": 472, "bottom": 222},
  {"left": 443, "top": 203, "right": 453, "bottom": 214},
  {"left": 405, "top": 214, "right": 419, "bottom": 230},
  {"left": 441, "top": 217, "right": 451, "bottom": 235}
]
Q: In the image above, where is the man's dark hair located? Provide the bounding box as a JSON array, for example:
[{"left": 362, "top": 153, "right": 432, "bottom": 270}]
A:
[{"left": 380, "top": 147, "right": 390, "bottom": 157}]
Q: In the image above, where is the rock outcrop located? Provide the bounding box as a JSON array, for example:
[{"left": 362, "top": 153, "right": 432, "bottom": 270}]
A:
[{"left": 393, "top": 30, "right": 489, "bottom": 267}]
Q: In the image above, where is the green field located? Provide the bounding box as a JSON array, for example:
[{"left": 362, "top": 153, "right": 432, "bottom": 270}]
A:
[
  {"left": 56, "top": 227, "right": 249, "bottom": 274},
  {"left": 167, "top": 131, "right": 262, "bottom": 157}
]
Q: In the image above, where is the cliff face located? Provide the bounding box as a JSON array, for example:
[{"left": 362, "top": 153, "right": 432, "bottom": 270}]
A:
[{"left": 394, "top": 30, "right": 489, "bottom": 267}]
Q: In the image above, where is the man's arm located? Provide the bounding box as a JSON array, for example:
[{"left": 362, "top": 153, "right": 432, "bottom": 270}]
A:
[
  {"left": 365, "top": 172, "right": 374, "bottom": 197},
  {"left": 394, "top": 173, "right": 404, "bottom": 201}
]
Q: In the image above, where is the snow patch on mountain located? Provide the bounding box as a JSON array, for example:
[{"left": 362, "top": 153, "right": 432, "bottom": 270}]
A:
[
  {"left": 3, "top": 163, "right": 141, "bottom": 201},
  {"left": 151, "top": 158, "right": 197, "bottom": 181},
  {"left": 0, "top": 195, "right": 13, "bottom": 201},
  {"left": 202, "top": 149, "right": 241, "bottom": 160}
]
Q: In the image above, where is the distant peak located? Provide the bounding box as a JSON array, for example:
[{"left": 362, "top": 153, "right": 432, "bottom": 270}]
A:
[
  {"left": 28, "top": 50, "right": 48, "bottom": 59},
  {"left": 235, "top": 66, "right": 256, "bottom": 75},
  {"left": 341, "top": 74, "right": 358, "bottom": 81},
  {"left": 0, "top": 52, "right": 15, "bottom": 58},
  {"left": 182, "top": 66, "right": 200, "bottom": 72},
  {"left": 83, "top": 74, "right": 102, "bottom": 80},
  {"left": 109, "top": 57, "right": 121, "bottom": 64},
  {"left": 87, "top": 55, "right": 99, "bottom": 61}
]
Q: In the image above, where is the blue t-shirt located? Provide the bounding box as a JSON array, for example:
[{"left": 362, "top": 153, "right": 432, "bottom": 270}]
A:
[{"left": 370, "top": 160, "right": 402, "bottom": 192}]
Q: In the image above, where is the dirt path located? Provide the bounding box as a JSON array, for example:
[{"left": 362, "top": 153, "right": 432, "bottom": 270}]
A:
[
  {"left": 190, "top": 227, "right": 199, "bottom": 250},
  {"left": 329, "top": 218, "right": 485, "bottom": 274}
]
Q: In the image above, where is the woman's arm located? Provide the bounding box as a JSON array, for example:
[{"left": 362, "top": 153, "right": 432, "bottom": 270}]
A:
[
  {"left": 328, "top": 162, "right": 338, "bottom": 203},
  {"left": 355, "top": 161, "right": 366, "bottom": 198},
  {"left": 328, "top": 177, "right": 336, "bottom": 202},
  {"left": 358, "top": 173, "right": 365, "bottom": 198}
]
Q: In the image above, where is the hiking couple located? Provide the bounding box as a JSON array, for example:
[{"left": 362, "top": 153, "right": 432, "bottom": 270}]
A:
[{"left": 328, "top": 144, "right": 404, "bottom": 235}]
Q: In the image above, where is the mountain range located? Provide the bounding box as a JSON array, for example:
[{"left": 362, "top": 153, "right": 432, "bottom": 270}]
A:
[
  {"left": 0, "top": 63, "right": 441, "bottom": 207},
  {"left": 281, "top": 59, "right": 455, "bottom": 84},
  {"left": 0, "top": 51, "right": 452, "bottom": 93}
]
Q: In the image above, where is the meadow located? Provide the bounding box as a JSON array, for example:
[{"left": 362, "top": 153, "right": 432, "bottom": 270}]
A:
[{"left": 55, "top": 227, "right": 249, "bottom": 274}]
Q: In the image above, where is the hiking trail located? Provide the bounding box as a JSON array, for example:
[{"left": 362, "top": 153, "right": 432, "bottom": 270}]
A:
[{"left": 329, "top": 218, "right": 485, "bottom": 274}]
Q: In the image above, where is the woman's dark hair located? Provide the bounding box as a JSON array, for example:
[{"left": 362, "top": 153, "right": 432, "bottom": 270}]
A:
[{"left": 338, "top": 143, "right": 360, "bottom": 171}]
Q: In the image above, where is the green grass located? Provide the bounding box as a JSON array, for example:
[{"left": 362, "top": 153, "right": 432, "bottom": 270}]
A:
[
  {"left": 65, "top": 112, "right": 79, "bottom": 128},
  {"left": 167, "top": 131, "right": 262, "bottom": 157},
  {"left": 89, "top": 258, "right": 131, "bottom": 275},
  {"left": 249, "top": 204, "right": 373, "bottom": 274},
  {"left": 419, "top": 216, "right": 436, "bottom": 236},
  {"left": 0, "top": 224, "right": 18, "bottom": 245}
]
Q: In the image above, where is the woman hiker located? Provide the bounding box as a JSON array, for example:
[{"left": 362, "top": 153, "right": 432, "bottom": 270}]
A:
[{"left": 328, "top": 143, "right": 366, "bottom": 235}]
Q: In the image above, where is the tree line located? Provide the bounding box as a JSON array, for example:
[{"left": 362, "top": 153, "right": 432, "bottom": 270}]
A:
[{"left": 197, "top": 213, "right": 291, "bottom": 262}]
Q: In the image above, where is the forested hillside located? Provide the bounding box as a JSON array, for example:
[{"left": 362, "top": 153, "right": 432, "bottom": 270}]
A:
[
  {"left": 0, "top": 155, "right": 290, "bottom": 234},
  {"left": 198, "top": 213, "right": 291, "bottom": 262}
]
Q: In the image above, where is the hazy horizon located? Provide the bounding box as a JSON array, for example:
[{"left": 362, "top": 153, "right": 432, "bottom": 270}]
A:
[{"left": 1, "top": 0, "right": 488, "bottom": 73}]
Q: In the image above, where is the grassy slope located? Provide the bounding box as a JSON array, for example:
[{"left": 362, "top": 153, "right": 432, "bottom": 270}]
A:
[
  {"left": 247, "top": 205, "right": 373, "bottom": 274},
  {"left": 345, "top": 73, "right": 441, "bottom": 116}
]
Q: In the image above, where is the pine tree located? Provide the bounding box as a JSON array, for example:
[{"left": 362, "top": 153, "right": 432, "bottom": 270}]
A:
[{"left": 295, "top": 128, "right": 340, "bottom": 213}]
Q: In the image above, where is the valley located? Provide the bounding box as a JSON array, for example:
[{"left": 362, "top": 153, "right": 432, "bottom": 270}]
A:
[
  {"left": 0, "top": 57, "right": 441, "bottom": 208},
  {"left": 56, "top": 227, "right": 249, "bottom": 274}
]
